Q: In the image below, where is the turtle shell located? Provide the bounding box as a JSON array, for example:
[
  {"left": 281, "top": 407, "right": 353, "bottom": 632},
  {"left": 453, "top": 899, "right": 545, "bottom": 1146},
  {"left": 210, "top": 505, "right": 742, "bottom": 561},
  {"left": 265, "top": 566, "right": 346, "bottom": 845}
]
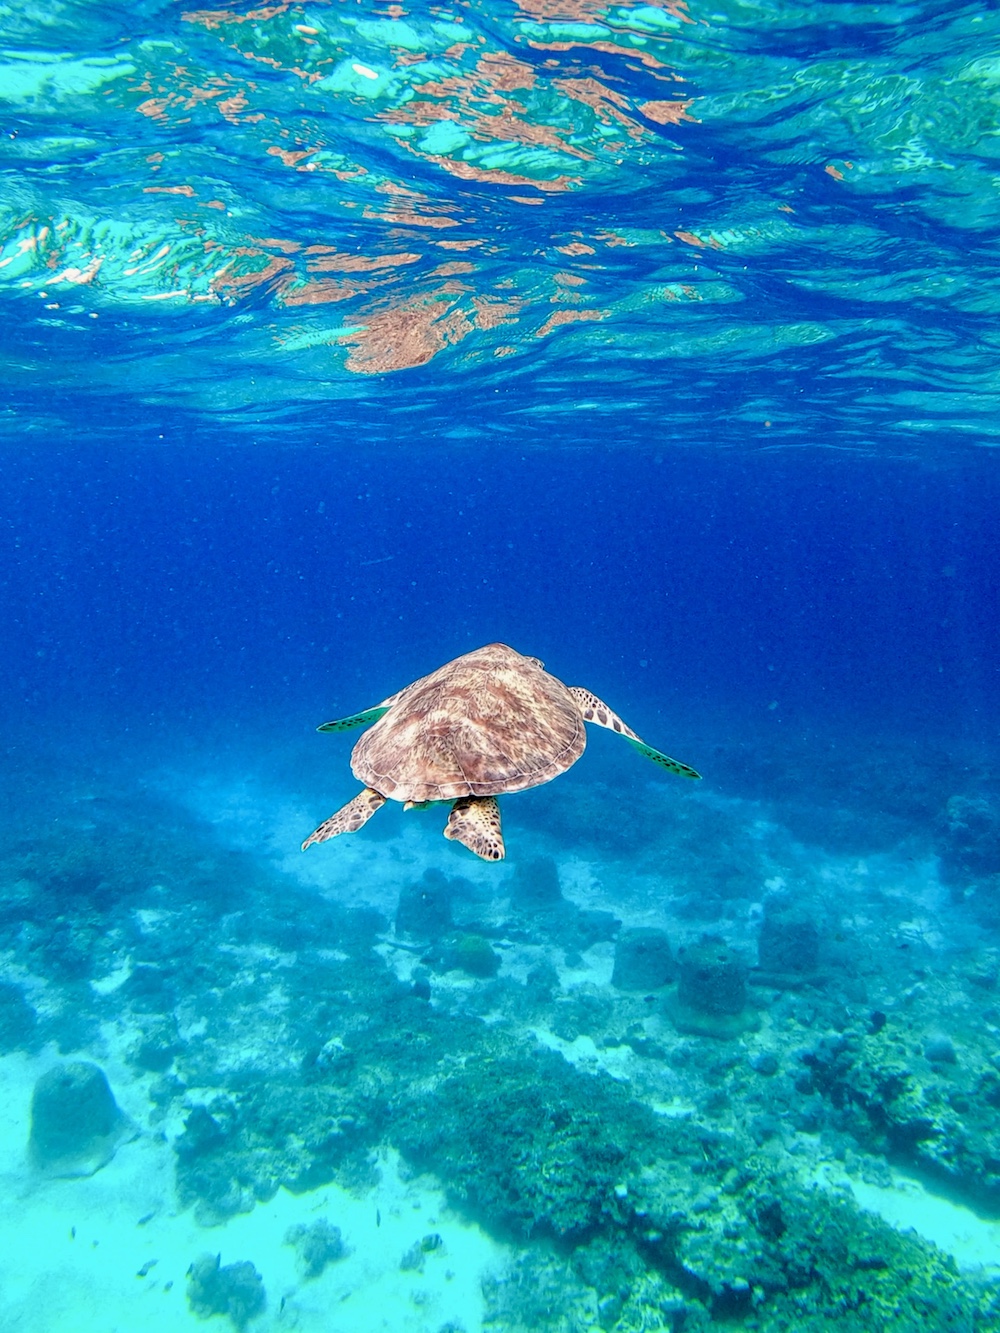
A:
[{"left": 351, "top": 643, "right": 586, "bottom": 804}]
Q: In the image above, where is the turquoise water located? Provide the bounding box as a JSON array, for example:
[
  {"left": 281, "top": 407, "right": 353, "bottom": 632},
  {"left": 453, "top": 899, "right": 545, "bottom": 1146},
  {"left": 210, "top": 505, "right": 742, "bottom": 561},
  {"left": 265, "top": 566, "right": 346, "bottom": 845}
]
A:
[{"left": 2, "top": 1, "right": 1000, "bottom": 1329}]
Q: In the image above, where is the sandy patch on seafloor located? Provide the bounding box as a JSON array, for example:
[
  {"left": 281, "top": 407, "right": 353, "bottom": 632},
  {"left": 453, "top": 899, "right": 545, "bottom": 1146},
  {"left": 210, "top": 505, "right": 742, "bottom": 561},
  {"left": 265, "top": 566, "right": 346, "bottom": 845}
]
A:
[
  {"left": 813, "top": 1162, "right": 1000, "bottom": 1276},
  {"left": 157, "top": 766, "right": 507, "bottom": 917},
  {"left": 0, "top": 1050, "right": 504, "bottom": 1333}
]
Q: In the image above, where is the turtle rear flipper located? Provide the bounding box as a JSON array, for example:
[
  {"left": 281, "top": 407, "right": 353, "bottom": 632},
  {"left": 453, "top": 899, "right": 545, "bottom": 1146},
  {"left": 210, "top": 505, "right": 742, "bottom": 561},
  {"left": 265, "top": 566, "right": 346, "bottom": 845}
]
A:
[
  {"left": 569, "top": 686, "right": 701, "bottom": 780},
  {"left": 302, "top": 787, "right": 386, "bottom": 850},
  {"left": 444, "top": 796, "right": 505, "bottom": 861}
]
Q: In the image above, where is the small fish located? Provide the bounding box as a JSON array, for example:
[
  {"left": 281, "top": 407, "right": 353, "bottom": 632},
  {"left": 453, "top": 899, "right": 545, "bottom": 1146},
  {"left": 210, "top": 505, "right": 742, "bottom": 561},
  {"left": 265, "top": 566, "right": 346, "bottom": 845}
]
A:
[
  {"left": 376, "top": 1208, "right": 381, "bottom": 1228},
  {"left": 137, "top": 1260, "right": 158, "bottom": 1278},
  {"left": 359, "top": 555, "right": 393, "bottom": 567}
]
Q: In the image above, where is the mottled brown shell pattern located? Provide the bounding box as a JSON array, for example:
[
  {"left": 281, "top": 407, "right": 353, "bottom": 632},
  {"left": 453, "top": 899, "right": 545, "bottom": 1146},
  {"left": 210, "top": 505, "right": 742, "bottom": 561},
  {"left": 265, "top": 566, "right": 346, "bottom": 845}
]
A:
[{"left": 350, "top": 642, "right": 586, "bottom": 804}]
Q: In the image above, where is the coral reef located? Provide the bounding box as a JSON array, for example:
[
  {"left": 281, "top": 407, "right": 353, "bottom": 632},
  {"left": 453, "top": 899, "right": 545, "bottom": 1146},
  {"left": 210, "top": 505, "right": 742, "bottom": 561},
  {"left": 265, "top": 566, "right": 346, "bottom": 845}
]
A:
[
  {"left": 7, "top": 752, "right": 1000, "bottom": 1331},
  {"left": 672, "top": 1170, "right": 993, "bottom": 1331},
  {"left": 284, "top": 1219, "right": 345, "bottom": 1278},
  {"left": 390, "top": 1048, "right": 695, "bottom": 1243},
  {"left": 187, "top": 1253, "right": 266, "bottom": 1329},
  {"left": 797, "top": 1025, "right": 1000, "bottom": 1211},
  {"left": 937, "top": 793, "right": 1000, "bottom": 886},
  {"left": 175, "top": 1081, "right": 376, "bottom": 1225},
  {"left": 399, "top": 1234, "right": 441, "bottom": 1273},
  {"left": 444, "top": 933, "right": 501, "bottom": 979},
  {"left": 482, "top": 1249, "right": 599, "bottom": 1331}
]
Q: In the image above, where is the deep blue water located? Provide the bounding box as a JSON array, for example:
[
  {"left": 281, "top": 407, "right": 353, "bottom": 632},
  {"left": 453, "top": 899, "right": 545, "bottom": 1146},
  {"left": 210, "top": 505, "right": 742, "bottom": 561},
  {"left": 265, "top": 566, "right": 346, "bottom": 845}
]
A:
[{"left": 4, "top": 442, "right": 997, "bottom": 753}]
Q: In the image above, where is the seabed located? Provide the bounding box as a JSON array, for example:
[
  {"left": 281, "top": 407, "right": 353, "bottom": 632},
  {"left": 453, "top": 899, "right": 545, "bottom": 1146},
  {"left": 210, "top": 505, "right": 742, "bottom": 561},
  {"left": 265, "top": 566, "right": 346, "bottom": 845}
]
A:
[{"left": 2, "top": 736, "right": 1000, "bottom": 1332}]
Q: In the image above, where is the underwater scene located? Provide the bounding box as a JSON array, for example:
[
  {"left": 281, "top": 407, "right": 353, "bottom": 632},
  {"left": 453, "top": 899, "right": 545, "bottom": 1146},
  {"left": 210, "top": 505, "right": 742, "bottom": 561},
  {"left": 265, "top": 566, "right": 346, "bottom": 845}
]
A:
[{"left": 3, "top": 0, "right": 1000, "bottom": 1329}]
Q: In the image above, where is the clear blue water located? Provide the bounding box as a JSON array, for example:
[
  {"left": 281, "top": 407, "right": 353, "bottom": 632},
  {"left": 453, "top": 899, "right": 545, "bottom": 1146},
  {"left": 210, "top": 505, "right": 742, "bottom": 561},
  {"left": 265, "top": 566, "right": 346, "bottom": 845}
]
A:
[{"left": 3, "top": 1, "right": 1000, "bottom": 1330}]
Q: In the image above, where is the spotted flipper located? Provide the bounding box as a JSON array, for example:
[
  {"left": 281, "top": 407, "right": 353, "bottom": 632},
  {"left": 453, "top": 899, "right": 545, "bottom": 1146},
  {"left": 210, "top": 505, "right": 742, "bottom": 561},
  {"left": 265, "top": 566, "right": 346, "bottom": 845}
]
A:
[
  {"left": 569, "top": 686, "right": 701, "bottom": 781},
  {"left": 302, "top": 787, "right": 386, "bottom": 850},
  {"left": 317, "top": 704, "right": 391, "bottom": 733},
  {"left": 624, "top": 738, "right": 701, "bottom": 779},
  {"left": 443, "top": 796, "right": 505, "bottom": 861}
]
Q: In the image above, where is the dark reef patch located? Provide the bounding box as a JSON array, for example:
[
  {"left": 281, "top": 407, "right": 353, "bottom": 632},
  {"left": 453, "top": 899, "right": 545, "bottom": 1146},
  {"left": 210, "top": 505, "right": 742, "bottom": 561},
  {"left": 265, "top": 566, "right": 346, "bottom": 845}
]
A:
[
  {"left": 798, "top": 1026, "right": 1000, "bottom": 1213},
  {"left": 390, "top": 1047, "right": 691, "bottom": 1244},
  {"left": 175, "top": 1081, "right": 379, "bottom": 1225},
  {"left": 187, "top": 1253, "right": 266, "bottom": 1329}
]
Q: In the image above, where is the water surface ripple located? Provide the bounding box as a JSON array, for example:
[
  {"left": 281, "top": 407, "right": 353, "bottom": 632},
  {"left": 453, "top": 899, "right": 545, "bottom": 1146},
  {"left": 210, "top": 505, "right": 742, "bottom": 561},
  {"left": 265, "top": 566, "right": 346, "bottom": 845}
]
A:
[{"left": 2, "top": 0, "right": 998, "bottom": 451}]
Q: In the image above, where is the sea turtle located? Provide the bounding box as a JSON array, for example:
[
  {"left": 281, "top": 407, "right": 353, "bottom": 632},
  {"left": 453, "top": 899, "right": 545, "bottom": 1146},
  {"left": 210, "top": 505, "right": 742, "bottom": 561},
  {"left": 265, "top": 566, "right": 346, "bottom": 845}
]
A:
[{"left": 301, "top": 642, "right": 700, "bottom": 862}]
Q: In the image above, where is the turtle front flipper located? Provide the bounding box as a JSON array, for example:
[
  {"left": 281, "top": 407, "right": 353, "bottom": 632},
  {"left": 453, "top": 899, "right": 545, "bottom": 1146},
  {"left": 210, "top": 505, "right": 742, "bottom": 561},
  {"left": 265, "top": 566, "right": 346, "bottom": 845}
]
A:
[
  {"left": 624, "top": 738, "right": 701, "bottom": 779},
  {"left": 317, "top": 705, "right": 392, "bottom": 733},
  {"left": 569, "top": 686, "right": 701, "bottom": 780},
  {"left": 443, "top": 796, "right": 505, "bottom": 861},
  {"left": 302, "top": 787, "right": 387, "bottom": 850},
  {"left": 316, "top": 686, "right": 405, "bottom": 732}
]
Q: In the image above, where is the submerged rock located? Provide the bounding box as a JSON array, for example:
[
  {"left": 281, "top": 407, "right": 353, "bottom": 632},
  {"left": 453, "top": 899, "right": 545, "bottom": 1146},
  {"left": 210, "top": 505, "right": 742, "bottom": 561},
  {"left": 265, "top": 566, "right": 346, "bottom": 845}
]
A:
[
  {"left": 187, "top": 1254, "right": 265, "bottom": 1329},
  {"left": 612, "top": 928, "right": 673, "bottom": 991},
  {"left": 121, "top": 963, "right": 176, "bottom": 1014},
  {"left": 525, "top": 959, "right": 560, "bottom": 1002},
  {"left": 399, "top": 1240, "right": 425, "bottom": 1272},
  {"left": 748, "top": 1050, "right": 779, "bottom": 1076},
  {"left": 29, "top": 1060, "right": 135, "bottom": 1177},
  {"left": 509, "top": 856, "right": 564, "bottom": 908},
  {"left": 284, "top": 1219, "right": 345, "bottom": 1278},
  {"left": 667, "top": 936, "right": 758, "bottom": 1037},
  {"left": 924, "top": 1034, "right": 957, "bottom": 1065},
  {"left": 677, "top": 936, "right": 747, "bottom": 1015}
]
